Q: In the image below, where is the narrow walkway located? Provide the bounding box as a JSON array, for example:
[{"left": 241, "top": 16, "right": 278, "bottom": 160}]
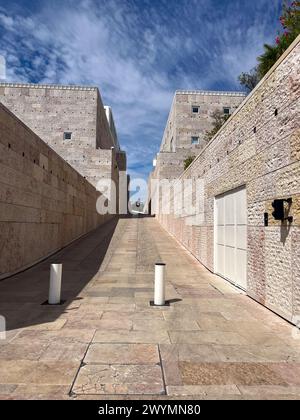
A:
[{"left": 0, "top": 217, "right": 300, "bottom": 400}]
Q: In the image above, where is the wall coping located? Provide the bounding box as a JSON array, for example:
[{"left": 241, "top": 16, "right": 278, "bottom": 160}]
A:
[
  {"left": 175, "top": 90, "right": 246, "bottom": 97},
  {"left": 0, "top": 82, "right": 98, "bottom": 91},
  {"left": 178, "top": 33, "right": 300, "bottom": 180}
]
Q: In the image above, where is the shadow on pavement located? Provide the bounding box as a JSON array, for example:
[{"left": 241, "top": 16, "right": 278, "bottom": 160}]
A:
[{"left": 0, "top": 216, "right": 122, "bottom": 332}]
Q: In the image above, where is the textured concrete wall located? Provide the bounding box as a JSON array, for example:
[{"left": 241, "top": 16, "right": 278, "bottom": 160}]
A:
[
  {"left": 156, "top": 36, "right": 300, "bottom": 324},
  {"left": 0, "top": 84, "right": 121, "bottom": 187},
  {"left": 0, "top": 103, "right": 111, "bottom": 279}
]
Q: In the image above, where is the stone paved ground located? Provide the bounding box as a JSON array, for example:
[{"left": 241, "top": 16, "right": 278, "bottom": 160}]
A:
[{"left": 1, "top": 216, "right": 300, "bottom": 400}]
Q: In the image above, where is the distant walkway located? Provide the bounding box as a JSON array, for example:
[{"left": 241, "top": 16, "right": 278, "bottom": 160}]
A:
[{"left": 0, "top": 217, "right": 300, "bottom": 400}]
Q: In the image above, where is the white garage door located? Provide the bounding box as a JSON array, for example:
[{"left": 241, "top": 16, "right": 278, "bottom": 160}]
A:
[{"left": 214, "top": 186, "right": 247, "bottom": 290}]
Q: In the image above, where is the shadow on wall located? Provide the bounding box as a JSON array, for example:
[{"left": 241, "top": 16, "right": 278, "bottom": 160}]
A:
[
  {"left": 0, "top": 217, "right": 123, "bottom": 332},
  {"left": 280, "top": 221, "right": 293, "bottom": 245},
  {"left": 280, "top": 201, "right": 294, "bottom": 245}
]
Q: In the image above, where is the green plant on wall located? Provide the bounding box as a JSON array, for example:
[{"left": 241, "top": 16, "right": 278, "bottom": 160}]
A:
[
  {"left": 239, "top": 1, "right": 300, "bottom": 91},
  {"left": 204, "top": 110, "right": 230, "bottom": 142},
  {"left": 184, "top": 156, "right": 196, "bottom": 171},
  {"left": 258, "top": 1, "right": 300, "bottom": 77},
  {"left": 238, "top": 67, "right": 261, "bottom": 93}
]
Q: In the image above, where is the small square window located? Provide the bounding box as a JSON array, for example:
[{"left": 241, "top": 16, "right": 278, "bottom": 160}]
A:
[
  {"left": 223, "top": 107, "right": 231, "bottom": 115},
  {"left": 191, "top": 136, "right": 199, "bottom": 145},
  {"left": 192, "top": 106, "right": 200, "bottom": 114},
  {"left": 63, "top": 132, "right": 72, "bottom": 140}
]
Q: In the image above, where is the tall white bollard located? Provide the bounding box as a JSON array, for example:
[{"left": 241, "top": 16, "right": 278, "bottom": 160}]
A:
[
  {"left": 154, "top": 263, "right": 166, "bottom": 306},
  {"left": 48, "top": 264, "right": 62, "bottom": 305}
]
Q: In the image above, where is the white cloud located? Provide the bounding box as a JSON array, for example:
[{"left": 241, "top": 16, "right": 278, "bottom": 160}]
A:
[
  {"left": 0, "top": 12, "right": 14, "bottom": 29},
  {"left": 0, "top": 0, "right": 282, "bottom": 185}
]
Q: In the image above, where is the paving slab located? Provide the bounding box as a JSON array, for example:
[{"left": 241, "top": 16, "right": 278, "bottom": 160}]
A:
[
  {"left": 178, "top": 362, "right": 287, "bottom": 386},
  {"left": 93, "top": 329, "right": 171, "bottom": 344},
  {"left": 72, "top": 364, "right": 165, "bottom": 395},
  {"left": 0, "top": 342, "right": 49, "bottom": 361},
  {"left": 39, "top": 342, "right": 88, "bottom": 362},
  {"left": 132, "top": 318, "right": 200, "bottom": 332},
  {"left": 0, "top": 360, "right": 79, "bottom": 386},
  {"left": 166, "top": 385, "right": 241, "bottom": 397},
  {"left": 101, "top": 310, "right": 164, "bottom": 321},
  {"left": 84, "top": 343, "right": 160, "bottom": 365},
  {"left": 169, "top": 330, "right": 249, "bottom": 345},
  {"left": 11, "top": 385, "right": 71, "bottom": 400},
  {"left": 0, "top": 217, "right": 300, "bottom": 399},
  {"left": 11, "top": 328, "right": 96, "bottom": 345}
]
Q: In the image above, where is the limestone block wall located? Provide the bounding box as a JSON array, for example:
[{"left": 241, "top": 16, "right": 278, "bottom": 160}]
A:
[
  {"left": 157, "top": 36, "right": 300, "bottom": 324},
  {"left": 0, "top": 103, "right": 111, "bottom": 279},
  {"left": 0, "top": 84, "right": 120, "bottom": 187},
  {"left": 153, "top": 90, "right": 246, "bottom": 182},
  {"left": 160, "top": 91, "right": 246, "bottom": 153},
  {"left": 0, "top": 85, "right": 99, "bottom": 148},
  {"left": 151, "top": 149, "right": 194, "bottom": 181}
]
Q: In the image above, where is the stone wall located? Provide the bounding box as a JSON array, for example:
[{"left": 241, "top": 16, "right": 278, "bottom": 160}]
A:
[
  {"left": 95, "top": 91, "right": 116, "bottom": 150},
  {"left": 153, "top": 149, "right": 194, "bottom": 180},
  {"left": 160, "top": 90, "right": 246, "bottom": 153},
  {"left": 149, "top": 91, "right": 246, "bottom": 185},
  {"left": 104, "top": 105, "right": 120, "bottom": 150},
  {"left": 0, "top": 84, "right": 122, "bottom": 187},
  {"left": 156, "top": 36, "right": 300, "bottom": 324},
  {"left": 0, "top": 102, "right": 111, "bottom": 279}
]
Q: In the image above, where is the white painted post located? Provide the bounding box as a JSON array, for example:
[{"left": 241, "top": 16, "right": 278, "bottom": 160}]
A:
[
  {"left": 154, "top": 263, "right": 166, "bottom": 306},
  {"left": 0, "top": 315, "right": 6, "bottom": 341},
  {"left": 48, "top": 264, "right": 62, "bottom": 305}
]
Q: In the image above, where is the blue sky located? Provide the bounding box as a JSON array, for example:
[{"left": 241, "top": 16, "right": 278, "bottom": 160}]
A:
[{"left": 0, "top": 0, "right": 282, "bottom": 196}]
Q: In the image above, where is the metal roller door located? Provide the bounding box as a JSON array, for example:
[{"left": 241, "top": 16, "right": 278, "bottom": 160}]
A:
[{"left": 214, "top": 186, "right": 247, "bottom": 290}]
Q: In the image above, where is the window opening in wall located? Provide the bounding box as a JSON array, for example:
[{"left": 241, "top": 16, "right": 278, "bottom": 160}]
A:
[
  {"left": 63, "top": 132, "right": 72, "bottom": 140},
  {"left": 191, "top": 136, "right": 199, "bottom": 145},
  {"left": 192, "top": 106, "right": 200, "bottom": 114},
  {"left": 223, "top": 107, "right": 231, "bottom": 115}
]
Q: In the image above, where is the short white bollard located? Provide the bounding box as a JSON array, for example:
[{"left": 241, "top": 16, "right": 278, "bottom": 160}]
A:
[
  {"left": 48, "top": 264, "right": 62, "bottom": 305},
  {"left": 154, "top": 263, "right": 166, "bottom": 306},
  {"left": 0, "top": 315, "right": 6, "bottom": 341}
]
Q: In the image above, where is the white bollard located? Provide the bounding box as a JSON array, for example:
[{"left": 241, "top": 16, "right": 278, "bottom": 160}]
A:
[
  {"left": 48, "top": 264, "right": 62, "bottom": 305},
  {"left": 0, "top": 315, "right": 6, "bottom": 341},
  {"left": 154, "top": 263, "right": 166, "bottom": 306}
]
